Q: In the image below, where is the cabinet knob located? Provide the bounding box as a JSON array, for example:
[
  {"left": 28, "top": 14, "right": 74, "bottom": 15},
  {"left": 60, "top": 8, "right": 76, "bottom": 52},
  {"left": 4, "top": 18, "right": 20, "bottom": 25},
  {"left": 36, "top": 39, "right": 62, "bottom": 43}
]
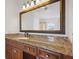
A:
[
  {"left": 45, "top": 55, "right": 49, "bottom": 59},
  {"left": 13, "top": 49, "right": 17, "bottom": 53},
  {"left": 46, "top": 55, "right": 49, "bottom": 57},
  {"left": 28, "top": 48, "right": 30, "bottom": 50}
]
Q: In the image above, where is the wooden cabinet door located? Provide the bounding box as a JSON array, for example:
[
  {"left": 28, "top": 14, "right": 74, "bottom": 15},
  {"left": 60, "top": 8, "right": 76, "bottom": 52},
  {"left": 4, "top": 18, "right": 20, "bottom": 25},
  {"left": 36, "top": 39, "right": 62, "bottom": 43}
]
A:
[
  {"left": 6, "top": 39, "right": 23, "bottom": 59},
  {"left": 24, "top": 44, "right": 37, "bottom": 56},
  {"left": 38, "top": 49, "right": 63, "bottom": 59},
  {"left": 6, "top": 44, "right": 12, "bottom": 59},
  {"left": 11, "top": 47, "right": 23, "bottom": 59},
  {"left": 39, "top": 53, "right": 61, "bottom": 59}
]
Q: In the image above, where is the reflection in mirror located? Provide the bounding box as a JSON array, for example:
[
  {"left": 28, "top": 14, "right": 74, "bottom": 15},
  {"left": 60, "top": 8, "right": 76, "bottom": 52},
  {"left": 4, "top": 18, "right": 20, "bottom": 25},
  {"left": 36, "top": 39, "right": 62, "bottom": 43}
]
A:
[{"left": 21, "top": 1, "right": 60, "bottom": 31}]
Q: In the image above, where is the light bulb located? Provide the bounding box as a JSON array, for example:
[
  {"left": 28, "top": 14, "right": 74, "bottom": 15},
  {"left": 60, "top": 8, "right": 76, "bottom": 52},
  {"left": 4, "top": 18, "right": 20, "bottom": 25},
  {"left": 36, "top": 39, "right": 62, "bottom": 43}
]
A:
[
  {"left": 22, "top": 3, "right": 26, "bottom": 10},
  {"left": 26, "top": 1, "right": 30, "bottom": 7},
  {"left": 27, "top": 3, "right": 30, "bottom": 7},
  {"left": 31, "top": 1, "right": 34, "bottom": 6},
  {"left": 36, "top": 0, "right": 40, "bottom": 4},
  {"left": 22, "top": 5, "right": 26, "bottom": 10}
]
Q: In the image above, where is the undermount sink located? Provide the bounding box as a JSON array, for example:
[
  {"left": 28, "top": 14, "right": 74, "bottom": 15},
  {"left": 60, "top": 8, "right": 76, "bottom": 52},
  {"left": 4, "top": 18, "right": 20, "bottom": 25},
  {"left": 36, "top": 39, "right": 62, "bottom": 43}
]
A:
[
  {"left": 18, "top": 38, "right": 48, "bottom": 44},
  {"left": 16, "top": 37, "right": 29, "bottom": 40}
]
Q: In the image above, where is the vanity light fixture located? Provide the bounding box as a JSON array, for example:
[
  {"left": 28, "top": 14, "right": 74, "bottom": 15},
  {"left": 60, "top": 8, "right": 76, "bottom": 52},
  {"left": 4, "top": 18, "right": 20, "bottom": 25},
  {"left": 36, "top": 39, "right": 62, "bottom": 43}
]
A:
[{"left": 22, "top": 0, "right": 50, "bottom": 10}]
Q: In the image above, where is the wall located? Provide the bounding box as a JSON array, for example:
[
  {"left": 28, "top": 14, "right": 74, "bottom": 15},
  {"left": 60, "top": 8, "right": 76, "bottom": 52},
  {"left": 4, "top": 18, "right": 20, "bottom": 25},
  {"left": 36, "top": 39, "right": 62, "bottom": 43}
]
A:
[
  {"left": 5, "top": 0, "right": 73, "bottom": 42},
  {"left": 5, "top": 0, "right": 19, "bottom": 33},
  {"left": 66, "top": 0, "right": 73, "bottom": 42}
]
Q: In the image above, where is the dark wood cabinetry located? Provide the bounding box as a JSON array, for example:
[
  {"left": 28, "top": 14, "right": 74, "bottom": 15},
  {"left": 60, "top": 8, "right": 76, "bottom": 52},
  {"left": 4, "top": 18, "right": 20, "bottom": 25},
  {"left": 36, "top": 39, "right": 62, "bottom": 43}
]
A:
[
  {"left": 23, "top": 52, "right": 36, "bottom": 59},
  {"left": 6, "top": 39, "right": 23, "bottom": 59},
  {"left": 38, "top": 48, "right": 63, "bottom": 59},
  {"left": 6, "top": 39, "right": 72, "bottom": 59},
  {"left": 11, "top": 47, "right": 23, "bottom": 59},
  {"left": 64, "top": 55, "right": 73, "bottom": 59},
  {"left": 6, "top": 44, "right": 12, "bottom": 59},
  {"left": 6, "top": 44, "right": 23, "bottom": 59},
  {"left": 24, "top": 44, "right": 37, "bottom": 56}
]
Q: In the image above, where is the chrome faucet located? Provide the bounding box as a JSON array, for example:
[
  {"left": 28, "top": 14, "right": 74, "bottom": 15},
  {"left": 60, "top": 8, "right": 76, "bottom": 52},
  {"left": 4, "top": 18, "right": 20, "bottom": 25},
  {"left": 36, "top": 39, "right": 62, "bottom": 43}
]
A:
[{"left": 24, "top": 32, "right": 30, "bottom": 37}]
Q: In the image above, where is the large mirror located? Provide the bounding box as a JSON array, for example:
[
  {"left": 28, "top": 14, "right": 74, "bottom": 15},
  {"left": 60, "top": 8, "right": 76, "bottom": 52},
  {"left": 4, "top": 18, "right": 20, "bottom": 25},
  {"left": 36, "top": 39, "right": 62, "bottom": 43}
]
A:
[{"left": 20, "top": 0, "right": 65, "bottom": 34}]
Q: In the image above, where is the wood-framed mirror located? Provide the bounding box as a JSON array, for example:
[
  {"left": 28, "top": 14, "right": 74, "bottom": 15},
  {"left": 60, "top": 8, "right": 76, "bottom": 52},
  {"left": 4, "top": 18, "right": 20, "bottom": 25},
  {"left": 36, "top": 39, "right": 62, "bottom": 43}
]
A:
[{"left": 19, "top": 0, "right": 65, "bottom": 34}]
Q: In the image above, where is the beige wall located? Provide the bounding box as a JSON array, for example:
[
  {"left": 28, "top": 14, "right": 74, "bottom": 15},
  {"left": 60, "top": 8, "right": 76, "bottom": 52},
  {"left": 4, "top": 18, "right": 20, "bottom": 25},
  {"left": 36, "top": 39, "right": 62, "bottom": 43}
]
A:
[
  {"left": 5, "top": 0, "right": 19, "bottom": 33},
  {"left": 66, "top": 0, "right": 73, "bottom": 42}
]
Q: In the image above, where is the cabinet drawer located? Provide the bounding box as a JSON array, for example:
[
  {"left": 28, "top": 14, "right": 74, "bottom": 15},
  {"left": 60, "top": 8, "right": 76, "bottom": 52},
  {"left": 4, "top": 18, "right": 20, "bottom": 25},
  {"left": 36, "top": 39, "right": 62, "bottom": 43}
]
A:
[
  {"left": 6, "top": 39, "right": 23, "bottom": 50},
  {"left": 24, "top": 44, "right": 37, "bottom": 56},
  {"left": 24, "top": 44, "right": 30, "bottom": 52},
  {"left": 11, "top": 47, "right": 23, "bottom": 59},
  {"left": 38, "top": 48, "right": 63, "bottom": 59},
  {"left": 12, "top": 41, "right": 23, "bottom": 49}
]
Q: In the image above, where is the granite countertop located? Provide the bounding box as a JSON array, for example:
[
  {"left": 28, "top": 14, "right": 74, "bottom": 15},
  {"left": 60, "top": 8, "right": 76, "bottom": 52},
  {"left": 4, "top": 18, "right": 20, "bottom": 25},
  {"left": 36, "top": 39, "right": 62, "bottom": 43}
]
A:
[{"left": 5, "top": 33, "right": 72, "bottom": 56}]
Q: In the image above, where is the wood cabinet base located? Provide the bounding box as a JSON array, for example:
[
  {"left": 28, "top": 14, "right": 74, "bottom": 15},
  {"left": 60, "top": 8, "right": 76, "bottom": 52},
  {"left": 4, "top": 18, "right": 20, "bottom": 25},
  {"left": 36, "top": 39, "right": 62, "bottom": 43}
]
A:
[{"left": 6, "top": 39, "right": 72, "bottom": 59}]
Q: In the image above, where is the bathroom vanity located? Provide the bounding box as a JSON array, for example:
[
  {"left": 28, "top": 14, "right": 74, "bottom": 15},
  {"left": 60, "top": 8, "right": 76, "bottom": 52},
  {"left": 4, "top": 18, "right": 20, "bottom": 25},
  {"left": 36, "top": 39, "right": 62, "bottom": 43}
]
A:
[
  {"left": 6, "top": 34, "right": 72, "bottom": 59},
  {"left": 6, "top": 0, "right": 73, "bottom": 59}
]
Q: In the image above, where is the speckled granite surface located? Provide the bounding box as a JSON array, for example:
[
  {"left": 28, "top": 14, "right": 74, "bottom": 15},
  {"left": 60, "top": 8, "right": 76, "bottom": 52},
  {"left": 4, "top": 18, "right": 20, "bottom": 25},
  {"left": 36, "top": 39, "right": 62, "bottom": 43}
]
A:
[{"left": 5, "top": 33, "right": 72, "bottom": 56}]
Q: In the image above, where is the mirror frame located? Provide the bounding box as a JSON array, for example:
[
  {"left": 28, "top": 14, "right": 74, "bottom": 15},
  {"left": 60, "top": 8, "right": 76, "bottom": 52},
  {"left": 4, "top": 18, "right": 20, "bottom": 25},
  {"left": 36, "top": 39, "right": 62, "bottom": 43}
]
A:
[{"left": 19, "top": 0, "right": 65, "bottom": 34}]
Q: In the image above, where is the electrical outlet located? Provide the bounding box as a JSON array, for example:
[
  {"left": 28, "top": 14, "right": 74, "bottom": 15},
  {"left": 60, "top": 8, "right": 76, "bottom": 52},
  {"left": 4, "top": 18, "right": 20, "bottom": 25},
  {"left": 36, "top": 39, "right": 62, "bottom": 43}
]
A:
[{"left": 48, "top": 36, "right": 55, "bottom": 42}]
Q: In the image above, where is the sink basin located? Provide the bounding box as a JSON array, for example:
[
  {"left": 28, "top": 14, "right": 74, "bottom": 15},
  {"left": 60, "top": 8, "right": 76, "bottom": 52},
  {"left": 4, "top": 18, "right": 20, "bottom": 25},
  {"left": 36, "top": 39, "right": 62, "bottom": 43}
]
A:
[
  {"left": 13, "top": 37, "right": 29, "bottom": 40},
  {"left": 18, "top": 39, "right": 47, "bottom": 45},
  {"left": 16, "top": 37, "right": 29, "bottom": 40}
]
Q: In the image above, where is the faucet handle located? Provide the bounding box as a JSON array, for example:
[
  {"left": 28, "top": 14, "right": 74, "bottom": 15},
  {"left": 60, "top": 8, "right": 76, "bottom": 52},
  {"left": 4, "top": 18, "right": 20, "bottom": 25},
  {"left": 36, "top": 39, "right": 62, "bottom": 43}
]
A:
[
  {"left": 24, "top": 32, "right": 28, "bottom": 37},
  {"left": 24, "top": 32, "right": 31, "bottom": 38}
]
